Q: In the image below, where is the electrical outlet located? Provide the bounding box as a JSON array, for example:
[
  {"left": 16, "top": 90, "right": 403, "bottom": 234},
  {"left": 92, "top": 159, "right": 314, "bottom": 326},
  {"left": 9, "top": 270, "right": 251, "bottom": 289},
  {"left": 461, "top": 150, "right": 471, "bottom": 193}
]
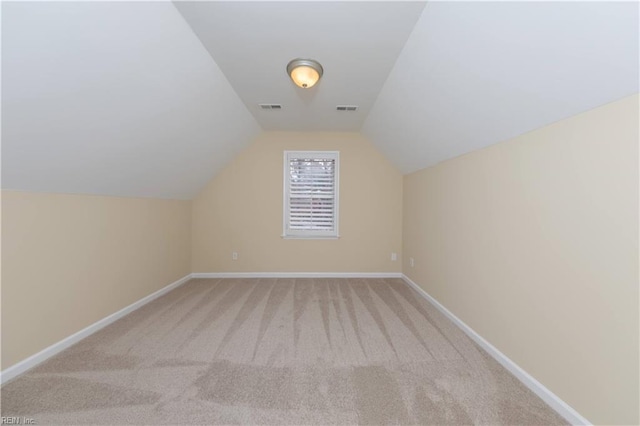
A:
[
  {"left": 232, "top": 252, "right": 238, "bottom": 261},
  {"left": 409, "top": 257, "right": 414, "bottom": 268},
  {"left": 391, "top": 252, "right": 397, "bottom": 261}
]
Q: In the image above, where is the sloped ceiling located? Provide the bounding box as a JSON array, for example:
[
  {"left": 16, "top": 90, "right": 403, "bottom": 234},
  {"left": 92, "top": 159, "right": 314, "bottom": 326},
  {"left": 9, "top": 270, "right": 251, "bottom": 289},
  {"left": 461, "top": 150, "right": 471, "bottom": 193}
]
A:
[
  {"left": 1, "top": 1, "right": 260, "bottom": 199},
  {"left": 363, "top": 1, "right": 639, "bottom": 173},
  {"left": 2, "top": 1, "right": 638, "bottom": 199},
  {"left": 174, "top": 1, "right": 425, "bottom": 132}
]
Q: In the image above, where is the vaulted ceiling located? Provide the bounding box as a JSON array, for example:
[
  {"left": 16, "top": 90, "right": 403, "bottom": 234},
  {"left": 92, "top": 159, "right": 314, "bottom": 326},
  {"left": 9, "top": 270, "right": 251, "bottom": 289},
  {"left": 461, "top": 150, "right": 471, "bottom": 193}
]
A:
[
  {"left": 175, "top": 1, "right": 426, "bottom": 132},
  {"left": 2, "top": 1, "right": 638, "bottom": 199},
  {"left": 2, "top": 2, "right": 260, "bottom": 200}
]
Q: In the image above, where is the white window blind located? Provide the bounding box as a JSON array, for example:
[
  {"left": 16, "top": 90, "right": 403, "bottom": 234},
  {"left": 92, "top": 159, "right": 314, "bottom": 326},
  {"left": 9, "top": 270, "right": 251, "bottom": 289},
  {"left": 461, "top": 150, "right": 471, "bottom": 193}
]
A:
[{"left": 284, "top": 151, "right": 339, "bottom": 238}]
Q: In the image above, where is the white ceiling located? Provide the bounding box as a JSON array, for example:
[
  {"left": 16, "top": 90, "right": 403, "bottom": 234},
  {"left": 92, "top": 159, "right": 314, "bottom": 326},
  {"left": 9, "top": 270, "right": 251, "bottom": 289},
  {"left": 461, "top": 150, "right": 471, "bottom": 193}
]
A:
[
  {"left": 1, "top": 1, "right": 260, "bottom": 199},
  {"left": 174, "top": 1, "right": 426, "bottom": 132},
  {"left": 363, "top": 1, "right": 639, "bottom": 174},
  {"left": 2, "top": 1, "right": 638, "bottom": 199}
]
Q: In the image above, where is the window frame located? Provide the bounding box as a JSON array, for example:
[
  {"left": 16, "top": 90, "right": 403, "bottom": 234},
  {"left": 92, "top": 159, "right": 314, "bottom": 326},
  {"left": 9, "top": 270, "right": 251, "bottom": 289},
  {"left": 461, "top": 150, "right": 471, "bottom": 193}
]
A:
[{"left": 282, "top": 150, "right": 340, "bottom": 239}]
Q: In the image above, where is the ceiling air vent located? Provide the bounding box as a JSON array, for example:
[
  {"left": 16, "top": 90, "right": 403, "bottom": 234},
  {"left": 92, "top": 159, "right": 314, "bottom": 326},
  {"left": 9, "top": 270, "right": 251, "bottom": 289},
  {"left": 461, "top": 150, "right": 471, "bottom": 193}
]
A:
[
  {"left": 259, "top": 104, "right": 282, "bottom": 110},
  {"left": 336, "top": 105, "right": 358, "bottom": 111}
]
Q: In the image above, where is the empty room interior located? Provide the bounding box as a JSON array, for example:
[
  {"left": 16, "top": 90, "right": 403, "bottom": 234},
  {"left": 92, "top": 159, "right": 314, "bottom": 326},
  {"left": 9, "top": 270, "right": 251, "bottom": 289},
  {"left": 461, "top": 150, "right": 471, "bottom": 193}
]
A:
[{"left": 1, "top": 1, "right": 638, "bottom": 425}]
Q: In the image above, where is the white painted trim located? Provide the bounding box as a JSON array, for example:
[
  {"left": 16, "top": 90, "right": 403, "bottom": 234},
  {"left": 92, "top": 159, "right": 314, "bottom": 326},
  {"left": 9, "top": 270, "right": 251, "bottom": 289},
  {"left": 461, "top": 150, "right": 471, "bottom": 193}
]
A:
[
  {"left": 192, "top": 272, "right": 402, "bottom": 279},
  {"left": 283, "top": 150, "right": 340, "bottom": 239},
  {"left": 0, "top": 274, "right": 192, "bottom": 385},
  {"left": 401, "top": 274, "right": 591, "bottom": 426}
]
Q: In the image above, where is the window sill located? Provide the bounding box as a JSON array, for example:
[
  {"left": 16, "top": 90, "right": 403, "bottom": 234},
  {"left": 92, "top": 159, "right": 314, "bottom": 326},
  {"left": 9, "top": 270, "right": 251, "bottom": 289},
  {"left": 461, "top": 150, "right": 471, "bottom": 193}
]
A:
[{"left": 281, "top": 235, "right": 340, "bottom": 240}]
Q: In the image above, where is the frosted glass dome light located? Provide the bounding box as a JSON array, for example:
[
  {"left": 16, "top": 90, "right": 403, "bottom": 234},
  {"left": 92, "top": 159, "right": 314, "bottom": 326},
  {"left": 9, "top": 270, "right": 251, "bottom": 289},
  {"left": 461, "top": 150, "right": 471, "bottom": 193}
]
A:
[{"left": 287, "top": 58, "right": 323, "bottom": 89}]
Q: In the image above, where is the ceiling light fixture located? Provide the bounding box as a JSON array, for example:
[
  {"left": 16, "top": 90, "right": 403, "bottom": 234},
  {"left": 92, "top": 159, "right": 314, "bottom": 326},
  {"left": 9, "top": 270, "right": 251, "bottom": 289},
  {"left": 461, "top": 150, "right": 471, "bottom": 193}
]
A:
[{"left": 286, "top": 58, "right": 323, "bottom": 89}]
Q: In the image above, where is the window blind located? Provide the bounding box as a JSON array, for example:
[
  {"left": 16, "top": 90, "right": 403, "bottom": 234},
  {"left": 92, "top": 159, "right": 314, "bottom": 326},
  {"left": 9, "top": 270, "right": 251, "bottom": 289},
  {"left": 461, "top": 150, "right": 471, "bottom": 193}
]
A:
[{"left": 284, "top": 151, "right": 339, "bottom": 238}]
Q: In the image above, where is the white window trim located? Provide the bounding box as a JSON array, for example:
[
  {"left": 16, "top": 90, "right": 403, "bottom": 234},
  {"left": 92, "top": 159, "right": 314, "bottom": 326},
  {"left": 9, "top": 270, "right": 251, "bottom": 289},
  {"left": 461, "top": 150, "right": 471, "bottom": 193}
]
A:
[{"left": 283, "top": 150, "right": 340, "bottom": 239}]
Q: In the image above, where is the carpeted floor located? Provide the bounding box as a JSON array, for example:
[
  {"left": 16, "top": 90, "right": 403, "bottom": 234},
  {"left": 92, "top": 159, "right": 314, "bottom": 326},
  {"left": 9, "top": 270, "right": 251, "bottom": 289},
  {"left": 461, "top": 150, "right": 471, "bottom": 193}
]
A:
[{"left": 1, "top": 278, "right": 567, "bottom": 425}]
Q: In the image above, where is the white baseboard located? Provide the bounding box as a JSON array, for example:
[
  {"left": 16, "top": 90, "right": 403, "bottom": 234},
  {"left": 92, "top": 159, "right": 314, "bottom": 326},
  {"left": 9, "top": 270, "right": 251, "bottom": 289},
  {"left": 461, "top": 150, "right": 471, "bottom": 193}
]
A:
[
  {"left": 191, "top": 272, "right": 402, "bottom": 279},
  {"left": 0, "top": 274, "right": 192, "bottom": 385},
  {"left": 401, "top": 274, "right": 591, "bottom": 426}
]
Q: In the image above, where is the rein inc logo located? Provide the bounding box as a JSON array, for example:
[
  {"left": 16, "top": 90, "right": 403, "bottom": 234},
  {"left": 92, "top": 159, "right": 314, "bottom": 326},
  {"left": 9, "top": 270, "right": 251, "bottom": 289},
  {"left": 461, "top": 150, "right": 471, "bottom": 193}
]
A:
[{"left": 1, "top": 418, "right": 35, "bottom": 425}]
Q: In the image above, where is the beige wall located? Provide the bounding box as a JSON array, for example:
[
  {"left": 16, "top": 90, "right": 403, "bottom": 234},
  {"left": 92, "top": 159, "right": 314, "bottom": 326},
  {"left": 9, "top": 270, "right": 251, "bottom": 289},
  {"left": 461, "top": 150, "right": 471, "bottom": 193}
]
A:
[
  {"left": 192, "top": 132, "right": 403, "bottom": 273},
  {"left": 1, "top": 191, "right": 191, "bottom": 369},
  {"left": 3, "top": 100, "right": 637, "bottom": 423},
  {"left": 403, "top": 94, "right": 639, "bottom": 425}
]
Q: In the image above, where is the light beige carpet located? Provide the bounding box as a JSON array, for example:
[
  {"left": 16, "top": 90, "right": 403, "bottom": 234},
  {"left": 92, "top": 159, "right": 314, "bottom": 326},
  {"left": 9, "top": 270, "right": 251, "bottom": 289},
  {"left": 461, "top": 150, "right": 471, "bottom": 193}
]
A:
[{"left": 1, "top": 278, "right": 567, "bottom": 425}]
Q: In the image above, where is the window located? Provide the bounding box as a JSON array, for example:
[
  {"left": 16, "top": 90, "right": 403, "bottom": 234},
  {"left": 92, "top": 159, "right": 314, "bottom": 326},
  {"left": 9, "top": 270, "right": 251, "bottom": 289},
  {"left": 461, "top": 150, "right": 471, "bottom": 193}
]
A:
[{"left": 283, "top": 151, "right": 339, "bottom": 238}]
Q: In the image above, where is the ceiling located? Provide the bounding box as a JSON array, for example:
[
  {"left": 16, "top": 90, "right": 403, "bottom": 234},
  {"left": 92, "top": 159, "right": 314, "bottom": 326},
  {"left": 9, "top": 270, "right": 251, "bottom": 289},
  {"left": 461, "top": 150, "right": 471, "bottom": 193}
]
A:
[
  {"left": 174, "top": 1, "right": 425, "bottom": 132},
  {"left": 363, "top": 1, "right": 639, "bottom": 173},
  {"left": 1, "top": 1, "right": 260, "bottom": 199},
  {"left": 2, "top": 1, "right": 638, "bottom": 199}
]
